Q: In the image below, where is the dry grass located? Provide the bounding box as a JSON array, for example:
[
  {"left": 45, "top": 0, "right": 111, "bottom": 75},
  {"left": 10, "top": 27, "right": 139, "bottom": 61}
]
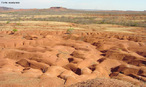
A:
[
  {"left": 0, "top": 21, "right": 144, "bottom": 34},
  {"left": 0, "top": 10, "right": 145, "bottom": 27}
]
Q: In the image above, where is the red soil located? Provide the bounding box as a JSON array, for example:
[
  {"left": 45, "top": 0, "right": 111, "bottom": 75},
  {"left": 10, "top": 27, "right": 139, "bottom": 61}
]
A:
[{"left": 0, "top": 30, "right": 145, "bottom": 87}]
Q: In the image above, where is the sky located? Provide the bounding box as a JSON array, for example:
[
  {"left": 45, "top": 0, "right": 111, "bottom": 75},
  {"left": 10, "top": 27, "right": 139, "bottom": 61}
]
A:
[{"left": 0, "top": 0, "right": 146, "bottom": 11}]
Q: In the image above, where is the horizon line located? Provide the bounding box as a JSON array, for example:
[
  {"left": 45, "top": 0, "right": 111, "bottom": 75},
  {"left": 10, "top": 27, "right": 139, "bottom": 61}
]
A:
[{"left": 0, "top": 6, "right": 146, "bottom": 11}]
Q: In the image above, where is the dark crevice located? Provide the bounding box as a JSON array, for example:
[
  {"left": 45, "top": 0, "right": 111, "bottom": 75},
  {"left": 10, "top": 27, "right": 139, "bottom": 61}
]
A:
[
  {"left": 138, "top": 69, "right": 143, "bottom": 75},
  {"left": 57, "top": 75, "right": 67, "bottom": 85},
  {"left": 142, "top": 61, "right": 146, "bottom": 65},
  {"left": 101, "top": 50, "right": 107, "bottom": 53},
  {"left": 70, "top": 54, "right": 73, "bottom": 56},
  {"left": 88, "top": 64, "right": 96, "bottom": 72},
  {"left": 75, "top": 68, "right": 81, "bottom": 75},
  {"left": 56, "top": 53, "right": 60, "bottom": 57},
  {"left": 100, "top": 54, "right": 106, "bottom": 56},
  {"left": 128, "top": 74, "right": 144, "bottom": 81},
  {"left": 119, "top": 71, "right": 124, "bottom": 74},
  {"left": 97, "top": 58, "right": 106, "bottom": 63},
  {"left": 68, "top": 58, "right": 74, "bottom": 63},
  {"left": 122, "top": 57, "right": 129, "bottom": 61},
  {"left": 41, "top": 67, "right": 48, "bottom": 73},
  {"left": 109, "top": 72, "right": 119, "bottom": 77},
  {"left": 111, "top": 66, "right": 120, "bottom": 72}
]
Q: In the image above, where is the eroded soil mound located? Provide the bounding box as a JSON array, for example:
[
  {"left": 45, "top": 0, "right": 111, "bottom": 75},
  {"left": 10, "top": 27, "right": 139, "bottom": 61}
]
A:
[
  {"left": 69, "top": 78, "right": 137, "bottom": 87},
  {"left": 0, "top": 30, "right": 145, "bottom": 87}
]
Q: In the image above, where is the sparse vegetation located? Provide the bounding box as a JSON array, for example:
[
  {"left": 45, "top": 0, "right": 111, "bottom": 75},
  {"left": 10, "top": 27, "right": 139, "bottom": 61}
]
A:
[
  {"left": 6, "top": 21, "right": 10, "bottom": 24},
  {"left": 0, "top": 10, "right": 145, "bottom": 27},
  {"left": 12, "top": 29, "right": 18, "bottom": 32},
  {"left": 16, "top": 23, "right": 21, "bottom": 26},
  {"left": 117, "top": 48, "right": 122, "bottom": 51},
  {"left": 66, "top": 27, "right": 74, "bottom": 34}
]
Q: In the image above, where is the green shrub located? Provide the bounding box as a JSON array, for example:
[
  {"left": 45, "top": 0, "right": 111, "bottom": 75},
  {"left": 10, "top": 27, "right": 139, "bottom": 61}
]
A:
[
  {"left": 6, "top": 21, "right": 10, "bottom": 24},
  {"left": 16, "top": 23, "right": 21, "bottom": 26},
  {"left": 129, "top": 23, "right": 137, "bottom": 26},
  {"left": 13, "top": 29, "right": 18, "bottom": 32},
  {"left": 66, "top": 27, "right": 74, "bottom": 34}
]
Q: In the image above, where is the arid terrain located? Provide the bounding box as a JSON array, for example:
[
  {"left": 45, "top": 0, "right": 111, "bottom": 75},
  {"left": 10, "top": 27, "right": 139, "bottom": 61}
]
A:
[{"left": 0, "top": 7, "right": 146, "bottom": 87}]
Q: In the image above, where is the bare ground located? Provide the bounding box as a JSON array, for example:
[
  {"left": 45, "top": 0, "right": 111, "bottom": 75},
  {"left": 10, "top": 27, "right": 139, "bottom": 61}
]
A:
[{"left": 0, "top": 21, "right": 145, "bottom": 87}]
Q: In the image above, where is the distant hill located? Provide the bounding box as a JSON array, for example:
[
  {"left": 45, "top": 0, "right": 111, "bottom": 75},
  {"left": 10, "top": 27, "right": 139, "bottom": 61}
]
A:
[
  {"left": 0, "top": 7, "right": 14, "bottom": 11},
  {"left": 0, "top": 7, "right": 68, "bottom": 12},
  {"left": 49, "top": 7, "right": 67, "bottom": 11},
  {"left": 0, "top": 6, "right": 145, "bottom": 15}
]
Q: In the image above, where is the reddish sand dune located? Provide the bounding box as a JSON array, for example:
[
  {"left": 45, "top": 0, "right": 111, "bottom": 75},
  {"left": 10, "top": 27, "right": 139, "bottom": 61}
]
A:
[{"left": 0, "top": 30, "right": 145, "bottom": 87}]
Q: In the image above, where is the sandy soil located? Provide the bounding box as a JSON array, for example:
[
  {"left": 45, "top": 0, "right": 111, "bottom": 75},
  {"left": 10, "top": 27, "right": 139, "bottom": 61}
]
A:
[{"left": 0, "top": 21, "right": 145, "bottom": 87}]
